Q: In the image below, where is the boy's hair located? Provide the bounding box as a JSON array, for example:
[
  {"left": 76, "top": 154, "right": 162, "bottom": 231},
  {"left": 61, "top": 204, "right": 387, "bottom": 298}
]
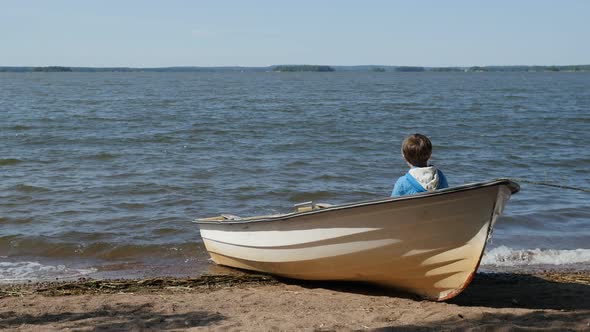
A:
[{"left": 402, "top": 134, "right": 432, "bottom": 167}]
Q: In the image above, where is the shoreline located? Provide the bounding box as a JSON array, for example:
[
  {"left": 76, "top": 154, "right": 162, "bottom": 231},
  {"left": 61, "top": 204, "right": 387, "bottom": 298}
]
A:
[{"left": 2, "top": 271, "right": 589, "bottom": 331}]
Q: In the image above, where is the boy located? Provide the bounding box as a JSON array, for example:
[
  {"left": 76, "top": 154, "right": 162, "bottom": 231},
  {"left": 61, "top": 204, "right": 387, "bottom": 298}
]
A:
[{"left": 391, "top": 133, "right": 448, "bottom": 196}]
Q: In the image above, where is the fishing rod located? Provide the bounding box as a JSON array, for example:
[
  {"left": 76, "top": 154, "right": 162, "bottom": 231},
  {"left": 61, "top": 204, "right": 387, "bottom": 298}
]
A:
[{"left": 506, "top": 178, "right": 590, "bottom": 193}]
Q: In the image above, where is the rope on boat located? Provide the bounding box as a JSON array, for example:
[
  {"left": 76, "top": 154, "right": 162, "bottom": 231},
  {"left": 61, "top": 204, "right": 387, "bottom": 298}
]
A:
[{"left": 507, "top": 178, "right": 590, "bottom": 193}]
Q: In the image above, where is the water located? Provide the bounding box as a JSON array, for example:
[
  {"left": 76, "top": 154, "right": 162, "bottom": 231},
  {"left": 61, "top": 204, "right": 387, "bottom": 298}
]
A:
[{"left": 1, "top": 72, "right": 589, "bottom": 282}]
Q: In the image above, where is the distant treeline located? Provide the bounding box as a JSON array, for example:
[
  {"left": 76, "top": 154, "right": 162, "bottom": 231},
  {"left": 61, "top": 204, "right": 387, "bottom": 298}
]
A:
[
  {"left": 1, "top": 65, "right": 589, "bottom": 73},
  {"left": 32, "top": 66, "right": 72, "bottom": 72},
  {"left": 0, "top": 66, "right": 268, "bottom": 73},
  {"left": 337, "top": 65, "right": 590, "bottom": 72},
  {"left": 461, "top": 65, "right": 590, "bottom": 72},
  {"left": 272, "top": 65, "right": 335, "bottom": 72}
]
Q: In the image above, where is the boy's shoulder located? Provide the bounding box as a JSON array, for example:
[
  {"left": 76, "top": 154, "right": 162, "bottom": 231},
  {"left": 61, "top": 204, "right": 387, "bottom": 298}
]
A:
[
  {"left": 394, "top": 173, "right": 410, "bottom": 185},
  {"left": 392, "top": 173, "right": 414, "bottom": 196}
]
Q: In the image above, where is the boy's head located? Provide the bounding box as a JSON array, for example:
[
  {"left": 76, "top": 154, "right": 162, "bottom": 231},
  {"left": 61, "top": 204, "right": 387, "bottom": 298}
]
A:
[{"left": 401, "top": 134, "right": 432, "bottom": 167}]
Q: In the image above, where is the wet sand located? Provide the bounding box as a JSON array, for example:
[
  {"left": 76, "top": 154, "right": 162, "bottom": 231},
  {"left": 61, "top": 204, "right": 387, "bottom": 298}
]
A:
[{"left": 1, "top": 271, "right": 589, "bottom": 331}]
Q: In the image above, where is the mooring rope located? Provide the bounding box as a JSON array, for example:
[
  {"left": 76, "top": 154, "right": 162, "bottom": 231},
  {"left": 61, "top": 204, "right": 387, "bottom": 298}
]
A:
[{"left": 506, "top": 178, "right": 590, "bottom": 193}]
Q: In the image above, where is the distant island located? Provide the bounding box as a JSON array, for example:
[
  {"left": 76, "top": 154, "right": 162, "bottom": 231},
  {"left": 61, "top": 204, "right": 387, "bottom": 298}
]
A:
[
  {"left": 335, "top": 65, "right": 590, "bottom": 72},
  {"left": 272, "top": 65, "right": 335, "bottom": 72},
  {"left": 1, "top": 64, "right": 589, "bottom": 73},
  {"left": 32, "top": 66, "right": 72, "bottom": 72}
]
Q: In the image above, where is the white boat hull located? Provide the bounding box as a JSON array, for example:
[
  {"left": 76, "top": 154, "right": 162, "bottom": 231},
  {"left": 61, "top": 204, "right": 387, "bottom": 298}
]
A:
[{"left": 196, "top": 180, "right": 519, "bottom": 301}]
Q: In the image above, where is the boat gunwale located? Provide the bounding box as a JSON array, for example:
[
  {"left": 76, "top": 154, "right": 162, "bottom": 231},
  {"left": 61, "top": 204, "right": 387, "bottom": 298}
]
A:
[{"left": 194, "top": 179, "right": 519, "bottom": 225}]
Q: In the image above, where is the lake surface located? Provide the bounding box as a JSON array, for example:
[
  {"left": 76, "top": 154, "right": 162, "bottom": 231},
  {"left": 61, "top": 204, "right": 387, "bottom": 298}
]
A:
[{"left": 1, "top": 72, "right": 589, "bottom": 282}]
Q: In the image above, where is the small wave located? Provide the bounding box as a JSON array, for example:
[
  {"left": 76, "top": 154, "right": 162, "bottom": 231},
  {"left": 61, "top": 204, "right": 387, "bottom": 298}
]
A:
[
  {"left": 86, "top": 152, "right": 118, "bottom": 161},
  {"left": 570, "top": 117, "right": 590, "bottom": 123},
  {"left": 79, "top": 116, "right": 125, "bottom": 122},
  {"left": 152, "top": 228, "right": 183, "bottom": 235},
  {"left": 115, "top": 202, "right": 147, "bottom": 210},
  {"left": 386, "top": 102, "right": 421, "bottom": 108},
  {"left": 288, "top": 191, "right": 333, "bottom": 203},
  {"left": 504, "top": 95, "right": 529, "bottom": 100},
  {"left": 12, "top": 184, "right": 49, "bottom": 193},
  {"left": 189, "top": 127, "right": 229, "bottom": 136},
  {"left": 10, "top": 125, "right": 34, "bottom": 130},
  {"left": 0, "top": 158, "right": 23, "bottom": 166},
  {"left": 0, "top": 261, "right": 96, "bottom": 283},
  {"left": 11, "top": 184, "right": 50, "bottom": 193},
  {"left": 188, "top": 171, "right": 214, "bottom": 179},
  {"left": 151, "top": 133, "right": 179, "bottom": 143},
  {"left": 286, "top": 160, "right": 308, "bottom": 167},
  {"left": 501, "top": 206, "right": 590, "bottom": 228},
  {"left": 482, "top": 246, "right": 590, "bottom": 267},
  {"left": 0, "top": 216, "right": 34, "bottom": 225},
  {"left": 231, "top": 185, "right": 259, "bottom": 192},
  {"left": 314, "top": 174, "right": 354, "bottom": 181},
  {"left": 1, "top": 236, "right": 203, "bottom": 260}
]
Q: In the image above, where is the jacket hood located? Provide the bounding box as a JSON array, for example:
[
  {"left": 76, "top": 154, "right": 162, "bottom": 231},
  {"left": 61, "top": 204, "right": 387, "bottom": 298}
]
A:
[{"left": 408, "top": 166, "right": 440, "bottom": 192}]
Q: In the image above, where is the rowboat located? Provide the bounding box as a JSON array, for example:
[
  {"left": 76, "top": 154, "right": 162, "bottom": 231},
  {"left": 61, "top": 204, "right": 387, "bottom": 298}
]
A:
[{"left": 194, "top": 179, "right": 519, "bottom": 301}]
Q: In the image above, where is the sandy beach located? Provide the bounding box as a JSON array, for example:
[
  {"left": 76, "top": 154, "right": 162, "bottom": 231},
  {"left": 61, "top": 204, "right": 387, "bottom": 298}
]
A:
[{"left": 1, "top": 271, "right": 589, "bottom": 331}]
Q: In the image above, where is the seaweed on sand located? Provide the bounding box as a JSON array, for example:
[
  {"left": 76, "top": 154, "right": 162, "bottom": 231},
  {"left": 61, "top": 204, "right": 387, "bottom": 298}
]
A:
[{"left": 0, "top": 274, "right": 278, "bottom": 298}]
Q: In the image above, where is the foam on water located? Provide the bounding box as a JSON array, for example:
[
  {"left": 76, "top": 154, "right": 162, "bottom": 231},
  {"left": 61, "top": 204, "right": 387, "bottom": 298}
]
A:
[
  {"left": 0, "top": 261, "right": 97, "bottom": 283},
  {"left": 482, "top": 246, "right": 590, "bottom": 267}
]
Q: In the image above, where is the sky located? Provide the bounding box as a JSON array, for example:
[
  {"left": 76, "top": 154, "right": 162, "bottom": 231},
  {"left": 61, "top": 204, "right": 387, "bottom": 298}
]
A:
[{"left": 1, "top": 0, "right": 589, "bottom": 67}]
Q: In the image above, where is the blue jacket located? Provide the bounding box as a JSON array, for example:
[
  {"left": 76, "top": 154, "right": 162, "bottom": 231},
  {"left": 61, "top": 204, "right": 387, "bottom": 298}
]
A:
[{"left": 391, "top": 166, "right": 448, "bottom": 197}]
